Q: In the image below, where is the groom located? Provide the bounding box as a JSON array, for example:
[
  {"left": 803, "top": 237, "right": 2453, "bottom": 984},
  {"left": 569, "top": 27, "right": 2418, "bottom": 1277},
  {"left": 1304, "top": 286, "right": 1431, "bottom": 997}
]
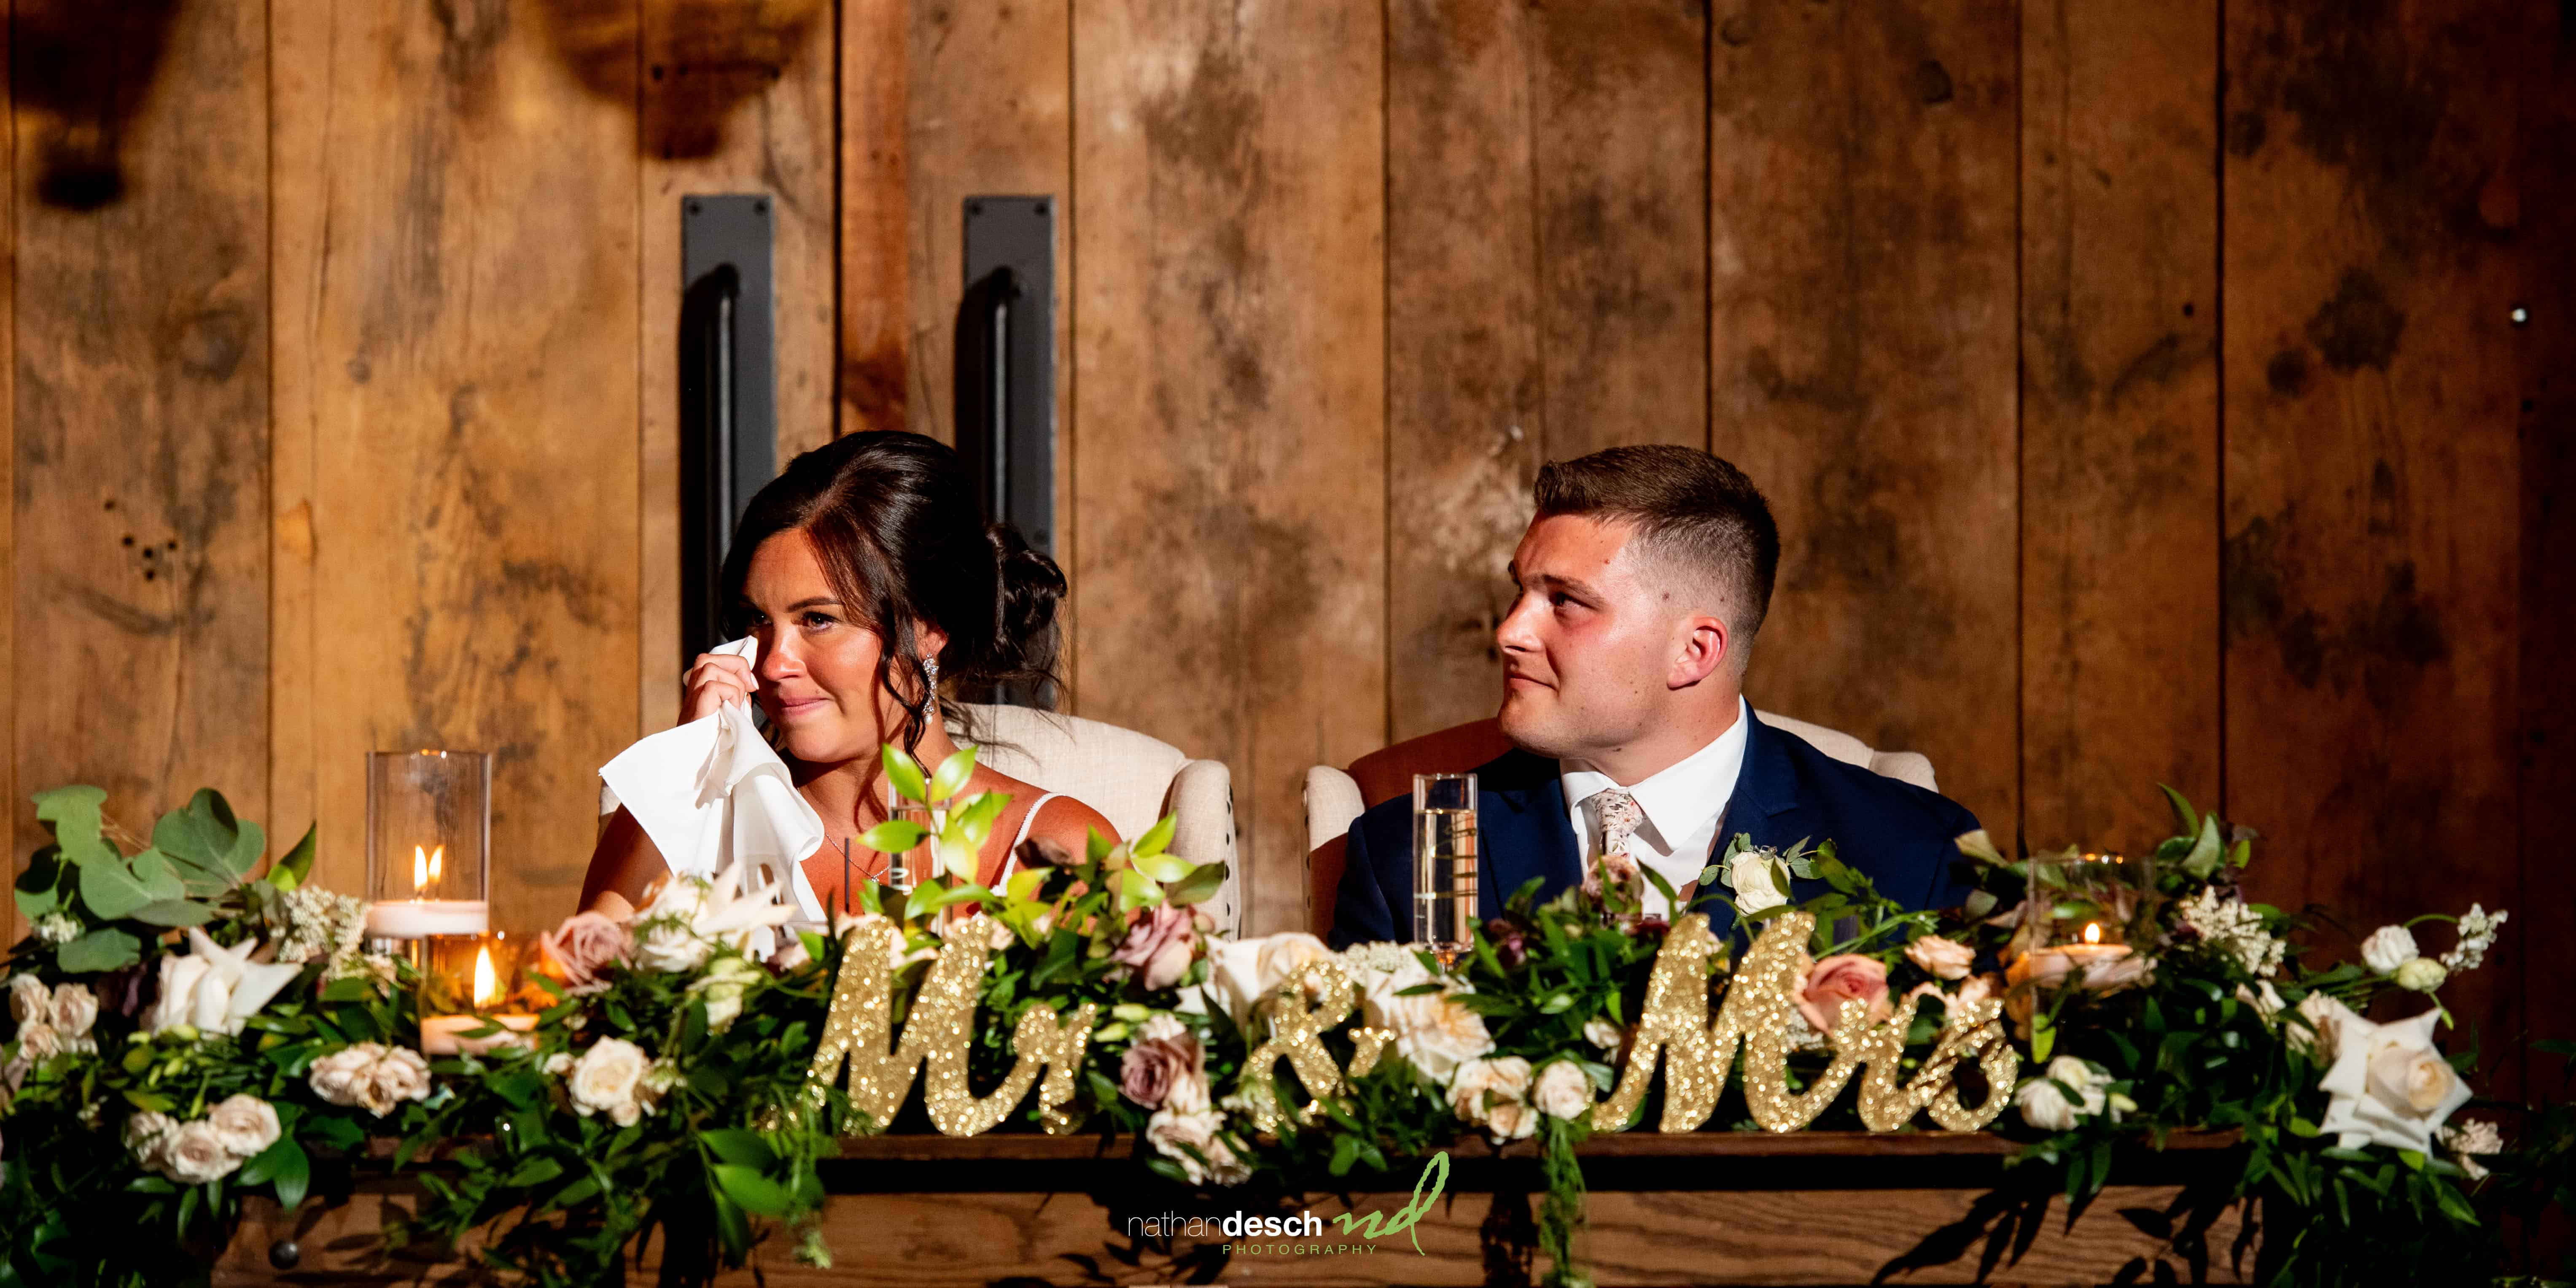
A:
[{"left": 1328, "top": 445, "right": 1981, "bottom": 948}]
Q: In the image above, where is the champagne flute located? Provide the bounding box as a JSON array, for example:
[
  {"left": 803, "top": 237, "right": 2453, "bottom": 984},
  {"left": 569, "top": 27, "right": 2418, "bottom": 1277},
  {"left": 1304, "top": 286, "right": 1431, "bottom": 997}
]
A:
[{"left": 1412, "top": 773, "right": 1479, "bottom": 967}]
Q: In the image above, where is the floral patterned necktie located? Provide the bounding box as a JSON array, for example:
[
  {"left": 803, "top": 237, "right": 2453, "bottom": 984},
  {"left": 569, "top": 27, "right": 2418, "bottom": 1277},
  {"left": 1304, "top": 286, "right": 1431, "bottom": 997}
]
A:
[{"left": 1588, "top": 788, "right": 1644, "bottom": 895}]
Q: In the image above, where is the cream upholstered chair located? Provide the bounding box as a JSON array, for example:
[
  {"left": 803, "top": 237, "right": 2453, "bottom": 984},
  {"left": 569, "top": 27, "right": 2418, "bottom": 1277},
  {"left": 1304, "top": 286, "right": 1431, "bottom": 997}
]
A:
[
  {"left": 951, "top": 704, "right": 1241, "bottom": 937},
  {"left": 1301, "top": 713, "right": 1936, "bottom": 938}
]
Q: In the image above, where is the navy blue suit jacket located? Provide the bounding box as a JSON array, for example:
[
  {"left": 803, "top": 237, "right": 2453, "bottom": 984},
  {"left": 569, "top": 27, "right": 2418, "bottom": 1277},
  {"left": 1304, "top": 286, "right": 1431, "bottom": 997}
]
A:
[{"left": 1327, "top": 712, "right": 1981, "bottom": 948}]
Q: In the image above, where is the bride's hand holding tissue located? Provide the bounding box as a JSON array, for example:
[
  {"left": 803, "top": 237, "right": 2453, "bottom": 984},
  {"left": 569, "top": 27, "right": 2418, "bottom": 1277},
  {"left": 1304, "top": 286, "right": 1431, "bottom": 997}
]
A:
[{"left": 579, "top": 432, "right": 1117, "bottom": 929}]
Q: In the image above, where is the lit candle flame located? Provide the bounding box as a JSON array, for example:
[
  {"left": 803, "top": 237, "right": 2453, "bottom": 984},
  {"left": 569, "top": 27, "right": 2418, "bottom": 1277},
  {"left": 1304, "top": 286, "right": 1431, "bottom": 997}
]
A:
[
  {"left": 430, "top": 845, "right": 443, "bottom": 883},
  {"left": 412, "top": 844, "right": 446, "bottom": 895},
  {"left": 472, "top": 944, "right": 498, "bottom": 1008},
  {"left": 2083, "top": 922, "right": 2102, "bottom": 945}
]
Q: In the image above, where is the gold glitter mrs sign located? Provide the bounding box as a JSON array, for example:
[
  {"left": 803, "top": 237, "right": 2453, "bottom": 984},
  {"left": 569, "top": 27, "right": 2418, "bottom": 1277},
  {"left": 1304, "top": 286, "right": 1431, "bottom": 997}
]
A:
[
  {"left": 1592, "top": 912, "right": 2018, "bottom": 1133},
  {"left": 804, "top": 911, "right": 2012, "bottom": 1140}
]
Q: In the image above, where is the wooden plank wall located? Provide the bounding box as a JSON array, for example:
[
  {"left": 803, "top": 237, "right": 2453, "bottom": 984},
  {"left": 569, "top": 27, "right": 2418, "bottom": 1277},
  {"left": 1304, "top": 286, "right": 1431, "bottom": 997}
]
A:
[{"left": 0, "top": 0, "right": 2565, "bottom": 1071}]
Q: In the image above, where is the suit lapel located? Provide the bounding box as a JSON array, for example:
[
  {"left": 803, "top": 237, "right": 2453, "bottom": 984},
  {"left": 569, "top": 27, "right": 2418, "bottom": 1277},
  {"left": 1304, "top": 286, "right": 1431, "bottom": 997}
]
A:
[
  {"left": 1479, "top": 752, "right": 1580, "bottom": 920},
  {"left": 1699, "top": 711, "right": 1804, "bottom": 940}
]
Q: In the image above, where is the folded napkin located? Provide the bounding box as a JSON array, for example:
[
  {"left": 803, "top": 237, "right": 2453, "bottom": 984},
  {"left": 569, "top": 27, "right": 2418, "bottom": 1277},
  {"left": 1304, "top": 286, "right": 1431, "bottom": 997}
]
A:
[{"left": 599, "top": 637, "right": 828, "bottom": 938}]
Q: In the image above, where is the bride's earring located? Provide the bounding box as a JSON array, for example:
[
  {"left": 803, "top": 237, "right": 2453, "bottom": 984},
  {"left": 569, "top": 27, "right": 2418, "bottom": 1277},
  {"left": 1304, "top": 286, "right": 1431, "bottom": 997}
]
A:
[{"left": 921, "top": 656, "right": 940, "bottom": 717}]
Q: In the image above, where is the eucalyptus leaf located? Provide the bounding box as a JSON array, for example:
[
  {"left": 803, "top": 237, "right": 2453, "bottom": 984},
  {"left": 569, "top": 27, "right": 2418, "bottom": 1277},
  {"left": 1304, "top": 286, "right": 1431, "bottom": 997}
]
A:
[
  {"left": 33, "top": 786, "right": 113, "bottom": 866},
  {"left": 129, "top": 898, "right": 218, "bottom": 928},
  {"left": 78, "top": 855, "right": 163, "bottom": 920},
  {"left": 57, "top": 926, "right": 140, "bottom": 973}
]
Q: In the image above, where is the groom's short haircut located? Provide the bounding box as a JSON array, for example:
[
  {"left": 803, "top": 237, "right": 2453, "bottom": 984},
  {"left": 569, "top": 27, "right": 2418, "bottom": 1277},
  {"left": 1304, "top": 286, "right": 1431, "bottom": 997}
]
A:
[{"left": 1532, "top": 445, "right": 1781, "bottom": 671}]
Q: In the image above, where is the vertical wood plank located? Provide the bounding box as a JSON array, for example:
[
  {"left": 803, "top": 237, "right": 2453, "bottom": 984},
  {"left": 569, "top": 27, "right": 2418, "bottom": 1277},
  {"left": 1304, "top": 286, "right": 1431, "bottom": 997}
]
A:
[
  {"left": 1382, "top": 0, "right": 1542, "bottom": 742},
  {"left": 271, "top": 0, "right": 326, "bottom": 872},
  {"left": 2517, "top": 8, "right": 2576, "bottom": 1125},
  {"left": 0, "top": 12, "right": 14, "bottom": 942},
  {"left": 904, "top": 0, "right": 1073, "bottom": 688},
  {"left": 840, "top": 0, "right": 909, "bottom": 434},
  {"left": 1709, "top": 0, "right": 2022, "bottom": 842},
  {"left": 638, "top": 0, "right": 838, "bottom": 734},
  {"left": 2221, "top": 0, "right": 2530, "bottom": 1063},
  {"left": 286, "top": 0, "right": 641, "bottom": 922},
  {"left": 11, "top": 0, "right": 270, "bottom": 860},
  {"left": 1072, "top": 0, "right": 1386, "bottom": 933},
  {"left": 2017, "top": 0, "right": 2221, "bottom": 853},
  {"left": 1530, "top": 0, "right": 1707, "bottom": 463}
]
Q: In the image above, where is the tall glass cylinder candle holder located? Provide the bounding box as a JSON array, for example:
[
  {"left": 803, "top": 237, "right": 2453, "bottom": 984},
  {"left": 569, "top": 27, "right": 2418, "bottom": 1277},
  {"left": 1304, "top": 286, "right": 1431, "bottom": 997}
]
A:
[
  {"left": 1411, "top": 772, "right": 1479, "bottom": 966},
  {"left": 365, "top": 750, "right": 492, "bottom": 940},
  {"left": 417, "top": 931, "right": 537, "bottom": 1055}
]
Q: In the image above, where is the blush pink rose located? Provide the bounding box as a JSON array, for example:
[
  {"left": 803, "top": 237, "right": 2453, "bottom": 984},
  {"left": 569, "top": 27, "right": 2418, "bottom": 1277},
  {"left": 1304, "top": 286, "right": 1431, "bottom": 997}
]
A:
[
  {"left": 1797, "top": 954, "right": 1894, "bottom": 1033},
  {"left": 1111, "top": 905, "right": 1199, "bottom": 992},
  {"left": 537, "top": 912, "right": 633, "bottom": 995},
  {"left": 1120, "top": 1028, "right": 1204, "bottom": 1110}
]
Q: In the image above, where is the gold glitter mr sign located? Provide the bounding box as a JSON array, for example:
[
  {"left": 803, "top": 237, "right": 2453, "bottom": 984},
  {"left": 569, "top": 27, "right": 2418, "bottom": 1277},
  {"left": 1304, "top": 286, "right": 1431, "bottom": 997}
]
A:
[{"left": 806, "top": 916, "right": 1096, "bottom": 1136}]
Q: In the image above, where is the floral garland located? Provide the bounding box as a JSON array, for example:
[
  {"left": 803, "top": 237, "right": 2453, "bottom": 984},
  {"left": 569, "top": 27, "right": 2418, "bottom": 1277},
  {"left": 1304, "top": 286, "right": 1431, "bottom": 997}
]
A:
[{"left": 0, "top": 763, "right": 2570, "bottom": 1288}]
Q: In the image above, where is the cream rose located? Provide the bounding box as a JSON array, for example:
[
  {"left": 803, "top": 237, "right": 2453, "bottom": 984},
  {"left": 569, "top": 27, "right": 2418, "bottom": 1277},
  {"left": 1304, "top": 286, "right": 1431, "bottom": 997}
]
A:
[
  {"left": 48, "top": 983, "right": 98, "bottom": 1040},
  {"left": 1448, "top": 1056, "right": 1537, "bottom": 1142},
  {"left": 1904, "top": 935, "right": 1976, "bottom": 981},
  {"left": 1146, "top": 1106, "right": 1249, "bottom": 1186},
  {"left": 162, "top": 1120, "right": 240, "bottom": 1186},
  {"left": 1204, "top": 932, "right": 1340, "bottom": 1032},
  {"left": 207, "top": 1094, "right": 283, "bottom": 1159},
  {"left": 123, "top": 1110, "right": 178, "bottom": 1169},
  {"left": 2359, "top": 925, "right": 2419, "bottom": 975},
  {"left": 1532, "top": 1060, "right": 1593, "bottom": 1121},
  {"left": 1360, "top": 959, "right": 1493, "bottom": 1083},
  {"left": 1583, "top": 1018, "right": 1624, "bottom": 1050},
  {"left": 1727, "top": 850, "right": 1789, "bottom": 915},
  {"left": 309, "top": 1043, "right": 432, "bottom": 1117},
  {"left": 2290, "top": 992, "right": 2353, "bottom": 1062},
  {"left": 7, "top": 975, "right": 48, "bottom": 1026},
  {"left": 569, "top": 1037, "right": 652, "bottom": 1127}
]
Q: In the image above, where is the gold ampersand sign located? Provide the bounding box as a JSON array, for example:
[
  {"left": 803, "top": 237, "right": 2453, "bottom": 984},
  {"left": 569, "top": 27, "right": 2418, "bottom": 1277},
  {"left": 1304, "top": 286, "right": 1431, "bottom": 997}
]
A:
[{"left": 806, "top": 911, "right": 2012, "bottom": 1140}]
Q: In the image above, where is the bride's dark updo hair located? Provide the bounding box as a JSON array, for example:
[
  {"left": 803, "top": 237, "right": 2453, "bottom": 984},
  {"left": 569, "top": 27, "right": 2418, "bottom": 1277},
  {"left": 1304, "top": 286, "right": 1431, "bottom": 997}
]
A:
[{"left": 721, "top": 431, "right": 1065, "bottom": 753}]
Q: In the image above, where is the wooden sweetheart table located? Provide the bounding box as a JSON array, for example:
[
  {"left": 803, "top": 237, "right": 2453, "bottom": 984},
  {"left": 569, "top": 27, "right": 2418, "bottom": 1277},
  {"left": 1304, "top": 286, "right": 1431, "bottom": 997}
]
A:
[{"left": 215, "top": 1131, "right": 2250, "bottom": 1285}]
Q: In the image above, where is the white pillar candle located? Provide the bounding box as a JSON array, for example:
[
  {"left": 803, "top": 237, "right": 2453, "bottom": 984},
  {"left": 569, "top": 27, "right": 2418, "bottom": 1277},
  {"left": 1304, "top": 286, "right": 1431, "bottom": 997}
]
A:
[
  {"left": 365, "top": 900, "right": 490, "bottom": 938},
  {"left": 418, "top": 1012, "right": 536, "bottom": 1056}
]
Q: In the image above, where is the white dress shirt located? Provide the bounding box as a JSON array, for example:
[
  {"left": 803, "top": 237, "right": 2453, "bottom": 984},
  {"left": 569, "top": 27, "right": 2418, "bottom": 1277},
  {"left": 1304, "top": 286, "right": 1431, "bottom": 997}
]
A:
[{"left": 1559, "top": 698, "right": 1752, "bottom": 918}]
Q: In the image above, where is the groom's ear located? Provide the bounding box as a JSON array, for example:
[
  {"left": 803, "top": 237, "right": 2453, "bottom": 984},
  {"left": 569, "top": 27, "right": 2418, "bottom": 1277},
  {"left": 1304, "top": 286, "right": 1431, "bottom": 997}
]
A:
[{"left": 1667, "top": 613, "right": 1731, "bottom": 689}]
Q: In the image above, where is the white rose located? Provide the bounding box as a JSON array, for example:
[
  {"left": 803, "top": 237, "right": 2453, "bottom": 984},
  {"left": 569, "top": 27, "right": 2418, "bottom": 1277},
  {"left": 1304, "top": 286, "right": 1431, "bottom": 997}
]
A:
[
  {"left": 1360, "top": 959, "right": 1493, "bottom": 1083},
  {"left": 308, "top": 1046, "right": 371, "bottom": 1108},
  {"left": 124, "top": 1110, "right": 178, "bottom": 1169},
  {"left": 309, "top": 1043, "right": 431, "bottom": 1117},
  {"left": 2291, "top": 992, "right": 2354, "bottom": 1062},
  {"left": 569, "top": 1037, "right": 651, "bottom": 1127},
  {"left": 1146, "top": 1107, "right": 1249, "bottom": 1186},
  {"left": 544, "top": 1052, "right": 576, "bottom": 1076},
  {"left": 2360, "top": 925, "right": 2419, "bottom": 976},
  {"left": 1728, "top": 851, "right": 1789, "bottom": 915},
  {"left": 1583, "top": 1019, "right": 1623, "bottom": 1051},
  {"left": 2318, "top": 1008, "right": 2470, "bottom": 1153},
  {"left": 692, "top": 955, "right": 762, "bottom": 1032},
  {"left": 1904, "top": 935, "right": 1976, "bottom": 981},
  {"left": 162, "top": 1120, "right": 241, "bottom": 1185},
  {"left": 2393, "top": 958, "right": 2447, "bottom": 993},
  {"left": 1203, "top": 932, "right": 1336, "bottom": 1033},
  {"left": 48, "top": 984, "right": 98, "bottom": 1039},
  {"left": 2017, "top": 1057, "right": 2108, "bottom": 1132},
  {"left": 207, "top": 1094, "right": 283, "bottom": 1158},
  {"left": 1532, "top": 1060, "right": 1593, "bottom": 1121},
  {"left": 7, "top": 975, "right": 50, "bottom": 1025},
  {"left": 1448, "top": 1056, "right": 1537, "bottom": 1142},
  {"left": 636, "top": 923, "right": 715, "bottom": 974}
]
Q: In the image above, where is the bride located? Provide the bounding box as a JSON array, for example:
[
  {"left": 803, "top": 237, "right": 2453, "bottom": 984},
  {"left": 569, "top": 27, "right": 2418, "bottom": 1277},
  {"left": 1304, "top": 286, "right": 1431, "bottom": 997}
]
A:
[{"left": 579, "top": 431, "right": 1116, "bottom": 917}]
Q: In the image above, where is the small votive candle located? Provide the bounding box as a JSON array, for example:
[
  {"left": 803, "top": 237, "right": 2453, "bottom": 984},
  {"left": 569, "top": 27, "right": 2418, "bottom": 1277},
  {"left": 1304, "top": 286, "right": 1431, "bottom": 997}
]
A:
[{"left": 418, "top": 932, "right": 538, "bottom": 1056}]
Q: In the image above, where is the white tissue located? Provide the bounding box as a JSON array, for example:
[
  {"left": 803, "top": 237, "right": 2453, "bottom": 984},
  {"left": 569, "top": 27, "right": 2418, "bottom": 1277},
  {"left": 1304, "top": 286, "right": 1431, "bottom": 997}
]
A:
[{"left": 599, "top": 637, "right": 829, "bottom": 938}]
